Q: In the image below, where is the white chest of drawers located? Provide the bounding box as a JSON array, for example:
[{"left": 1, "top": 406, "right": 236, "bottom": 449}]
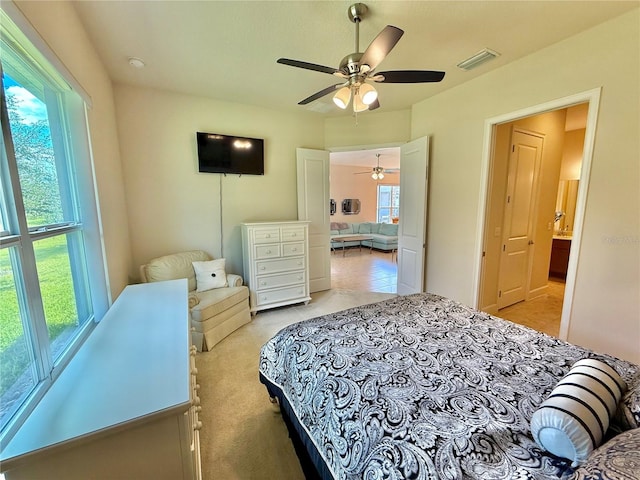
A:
[{"left": 242, "top": 221, "right": 311, "bottom": 314}]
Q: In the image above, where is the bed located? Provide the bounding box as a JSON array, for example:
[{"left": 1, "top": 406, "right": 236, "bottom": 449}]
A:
[{"left": 259, "top": 293, "right": 640, "bottom": 480}]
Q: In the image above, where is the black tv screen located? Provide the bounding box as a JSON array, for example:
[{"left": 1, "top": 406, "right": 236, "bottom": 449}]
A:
[{"left": 196, "top": 132, "right": 264, "bottom": 175}]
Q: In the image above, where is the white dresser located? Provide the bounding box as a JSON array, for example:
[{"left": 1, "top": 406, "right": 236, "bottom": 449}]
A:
[
  {"left": 0, "top": 279, "right": 202, "bottom": 480},
  {"left": 242, "top": 221, "right": 311, "bottom": 314}
]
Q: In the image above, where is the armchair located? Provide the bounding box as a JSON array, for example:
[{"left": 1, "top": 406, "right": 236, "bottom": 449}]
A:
[{"left": 139, "top": 250, "right": 251, "bottom": 351}]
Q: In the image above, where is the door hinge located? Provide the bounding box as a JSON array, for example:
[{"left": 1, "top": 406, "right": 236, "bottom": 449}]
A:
[
  {"left": 482, "top": 251, "right": 486, "bottom": 257},
  {"left": 512, "top": 145, "right": 515, "bottom": 152},
  {"left": 502, "top": 244, "right": 506, "bottom": 251},
  {"left": 498, "top": 290, "right": 502, "bottom": 297},
  {"left": 507, "top": 195, "right": 511, "bottom": 203}
]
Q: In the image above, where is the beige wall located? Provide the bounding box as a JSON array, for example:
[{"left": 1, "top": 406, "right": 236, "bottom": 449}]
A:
[
  {"left": 14, "top": 0, "right": 132, "bottom": 300},
  {"left": 412, "top": 10, "right": 639, "bottom": 362},
  {"left": 560, "top": 129, "right": 585, "bottom": 180},
  {"left": 325, "top": 109, "right": 411, "bottom": 148},
  {"left": 114, "top": 84, "right": 325, "bottom": 277},
  {"left": 330, "top": 165, "right": 399, "bottom": 223}
]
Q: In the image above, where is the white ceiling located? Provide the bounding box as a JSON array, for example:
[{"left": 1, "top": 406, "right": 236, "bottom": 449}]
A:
[{"left": 73, "top": 0, "right": 637, "bottom": 118}]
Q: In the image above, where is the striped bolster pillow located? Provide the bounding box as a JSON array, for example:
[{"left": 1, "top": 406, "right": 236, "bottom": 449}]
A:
[{"left": 531, "top": 358, "right": 627, "bottom": 466}]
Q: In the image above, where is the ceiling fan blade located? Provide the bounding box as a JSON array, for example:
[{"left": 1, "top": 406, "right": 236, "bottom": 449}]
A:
[
  {"left": 359, "top": 25, "right": 404, "bottom": 72},
  {"left": 368, "top": 98, "right": 380, "bottom": 111},
  {"left": 298, "top": 84, "right": 343, "bottom": 105},
  {"left": 375, "top": 70, "right": 445, "bottom": 83},
  {"left": 277, "top": 58, "right": 338, "bottom": 75}
]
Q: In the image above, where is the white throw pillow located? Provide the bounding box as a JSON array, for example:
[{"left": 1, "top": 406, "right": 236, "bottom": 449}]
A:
[
  {"left": 530, "top": 358, "right": 627, "bottom": 466},
  {"left": 192, "top": 258, "right": 227, "bottom": 292}
]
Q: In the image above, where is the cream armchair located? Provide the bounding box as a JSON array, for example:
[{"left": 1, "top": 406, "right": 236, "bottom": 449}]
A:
[{"left": 140, "top": 250, "right": 251, "bottom": 351}]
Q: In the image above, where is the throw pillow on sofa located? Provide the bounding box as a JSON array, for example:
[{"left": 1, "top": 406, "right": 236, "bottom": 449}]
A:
[
  {"left": 379, "top": 223, "right": 398, "bottom": 236},
  {"left": 358, "top": 223, "right": 372, "bottom": 234}
]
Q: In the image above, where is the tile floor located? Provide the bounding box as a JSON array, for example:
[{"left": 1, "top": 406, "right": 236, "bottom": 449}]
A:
[
  {"left": 331, "top": 247, "right": 397, "bottom": 293},
  {"left": 331, "top": 247, "right": 563, "bottom": 337},
  {"left": 497, "top": 279, "right": 565, "bottom": 337}
]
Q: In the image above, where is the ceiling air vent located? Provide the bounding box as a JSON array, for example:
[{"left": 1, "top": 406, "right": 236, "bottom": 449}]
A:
[{"left": 456, "top": 48, "right": 500, "bottom": 71}]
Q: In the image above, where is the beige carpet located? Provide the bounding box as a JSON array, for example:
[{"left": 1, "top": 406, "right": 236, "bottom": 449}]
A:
[{"left": 195, "top": 289, "right": 396, "bottom": 480}]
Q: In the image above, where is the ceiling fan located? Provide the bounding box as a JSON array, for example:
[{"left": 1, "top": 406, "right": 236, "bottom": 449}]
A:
[
  {"left": 277, "top": 2, "right": 445, "bottom": 113},
  {"left": 355, "top": 153, "right": 399, "bottom": 180}
]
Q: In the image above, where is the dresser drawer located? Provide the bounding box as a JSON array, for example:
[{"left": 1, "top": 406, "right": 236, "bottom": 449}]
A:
[
  {"left": 255, "top": 244, "right": 281, "bottom": 260},
  {"left": 282, "top": 227, "right": 306, "bottom": 242},
  {"left": 282, "top": 242, "right": 305, "bottom": 257},
  {"left": 255, "top": 271, "right": 305, "bottom": 291},
  {"left": 253, "top": 228, "right": 281, "bottom": 244},
  {"left": 255, "top": 284, "right": 307, "bottom": 306},
  {"left": 256, "top": 257, "right": 305, "bottom": 275}
]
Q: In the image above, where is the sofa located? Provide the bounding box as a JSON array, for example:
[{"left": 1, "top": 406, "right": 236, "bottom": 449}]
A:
[
  {"left": 139, "top": 250, "right": 251, "bottom": 351},
  {"left": 330, "top": 222, "right": 398, "bottom": 252}
]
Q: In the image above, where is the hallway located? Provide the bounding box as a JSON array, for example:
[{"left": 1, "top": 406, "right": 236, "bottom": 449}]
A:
[{"left": 497, "top": 279, "right": 565, "bottom": 337}]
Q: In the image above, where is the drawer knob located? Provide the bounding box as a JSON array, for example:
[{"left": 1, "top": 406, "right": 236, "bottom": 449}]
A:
[
  {"left": 262, "top": 296, "right": 267, "bottom": 300},
  {"left": 292, "top": 248, "right": 297, "bottom": 251},
  {"left": 298, "top": 276, "right": 303, "bottom": 280},
  {"left": 266, "top": 234, "right": 271, "bottom": 238},
  {"left": 266, "top": 250, "right": 271, "bottom": 254},
  {"left": 260, "top": 281, "right": 266, "bottom": 286},
  {"left": 297, "top": 262, "right": 302, "bottom": 265},
  {"left": 260, "top": 266, "right": 266, "bottom": 270}
]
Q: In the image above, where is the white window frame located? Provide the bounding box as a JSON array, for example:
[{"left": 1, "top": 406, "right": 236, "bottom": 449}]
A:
[
  {"left": 377, "top": 184, "right": 400, "bottom": 224},
  {"left": 0, "top": 8, "right": 109, "bottom": 443}
]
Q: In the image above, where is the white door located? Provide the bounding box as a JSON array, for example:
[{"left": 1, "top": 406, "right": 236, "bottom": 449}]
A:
[
  {"left": 397, "top": 137, "right": 429, "bottom": 295},
  {"left": 497, "top": 129, "right": 543, "bottom": 309},
  {"left": 296, "top": 148, "right": 331, "bottom": 292}
]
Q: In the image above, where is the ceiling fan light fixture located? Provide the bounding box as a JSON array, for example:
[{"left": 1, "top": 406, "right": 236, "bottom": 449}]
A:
[
  {"left": 378, "top": 171, "right": 384, "bottom": 180},
  {"left": 371, "top": 172, "right": 378, "bottom": 180},
  {"left": 352, "top": 92, "right": 368, "bottom": 112},
  {"left": 359, "top": 83, "right": 378, "bottom": 105},
  {"left": 333, "top": 86, "right": 352, "bottom": 109}
]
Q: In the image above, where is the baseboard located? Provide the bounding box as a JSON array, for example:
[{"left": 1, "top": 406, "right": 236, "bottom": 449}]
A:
[{"left": 527, "top": 284, "right": 548, "bottom": 300}]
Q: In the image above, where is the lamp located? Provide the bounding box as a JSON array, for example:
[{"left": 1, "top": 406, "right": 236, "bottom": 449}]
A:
[
  {"left": 359, "top": 83, "right": 378, "bottom": 105},
  {"left": 333, "top": 82, "right": 378, "bottom": 113},
  {"left": 333, "top": 86, "right": 351, "bottom": 109}
]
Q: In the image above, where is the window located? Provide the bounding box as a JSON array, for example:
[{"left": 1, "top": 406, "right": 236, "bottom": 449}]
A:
[
  {"left": 0, "top": 11, "right": 107, "bottom": 440},
  {"left": 377, "top": 185, "right": 400, "bottom": 223}
]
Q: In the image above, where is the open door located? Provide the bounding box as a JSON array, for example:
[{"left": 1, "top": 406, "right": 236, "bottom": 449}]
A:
[
  {"left": 397, "top": 137, "right": 429, "bottom": 295},
  {"left": 296, "top": 148, "right": 331, "bottom": 292}
]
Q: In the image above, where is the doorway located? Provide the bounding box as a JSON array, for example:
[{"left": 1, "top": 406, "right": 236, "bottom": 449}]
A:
[
  {"left": 329, "top": 146, "right": 400, "bottom": 293},
  {"left": 476, "top": 91, "right": 598, "bottom": 340}
]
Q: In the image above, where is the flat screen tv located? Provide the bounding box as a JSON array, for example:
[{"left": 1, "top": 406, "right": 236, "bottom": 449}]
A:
[{"left": 196, "top": 132, "right": 264, "bottom": 175}]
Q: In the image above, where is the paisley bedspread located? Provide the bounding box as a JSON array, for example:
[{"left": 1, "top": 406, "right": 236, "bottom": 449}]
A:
[{"left": 259, "top": 293, "right": 639, "bottom": 480}]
